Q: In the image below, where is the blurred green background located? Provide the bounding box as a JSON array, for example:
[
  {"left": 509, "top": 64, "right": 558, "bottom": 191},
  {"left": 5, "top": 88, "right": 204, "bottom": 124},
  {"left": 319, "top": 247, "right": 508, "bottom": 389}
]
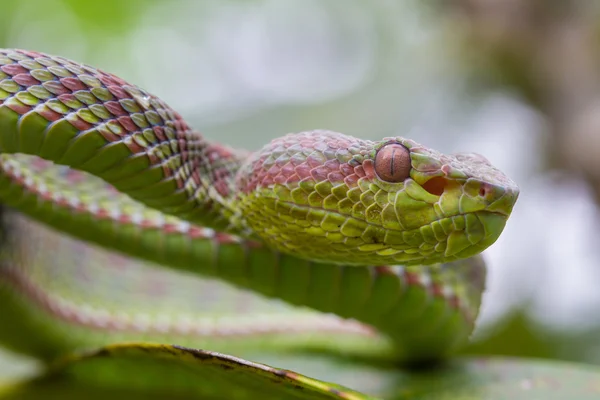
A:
[{"left": 2, "top": 0, "right": 600, "bottom": 382}]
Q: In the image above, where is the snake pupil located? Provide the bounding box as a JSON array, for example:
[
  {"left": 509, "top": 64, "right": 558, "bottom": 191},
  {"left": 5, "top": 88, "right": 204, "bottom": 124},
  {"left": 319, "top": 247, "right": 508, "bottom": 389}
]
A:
[{"left": 374, "top": 143, "right": 411, "bottom": 182}]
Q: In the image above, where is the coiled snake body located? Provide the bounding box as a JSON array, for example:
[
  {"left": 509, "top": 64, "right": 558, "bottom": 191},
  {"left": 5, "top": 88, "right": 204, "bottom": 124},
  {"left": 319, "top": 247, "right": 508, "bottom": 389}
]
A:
[{"left": 0, "top": 49, "right": 519, "bottom": 398}]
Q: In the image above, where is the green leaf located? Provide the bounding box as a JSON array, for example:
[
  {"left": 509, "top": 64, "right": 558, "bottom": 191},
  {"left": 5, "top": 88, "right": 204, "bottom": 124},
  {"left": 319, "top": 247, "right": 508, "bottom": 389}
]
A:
[
  {"left": 3, "top": 343, "right": 375, "bottom": 400},
  {"left": 3, "top": 343, "right": 600, "bottom": 399}
]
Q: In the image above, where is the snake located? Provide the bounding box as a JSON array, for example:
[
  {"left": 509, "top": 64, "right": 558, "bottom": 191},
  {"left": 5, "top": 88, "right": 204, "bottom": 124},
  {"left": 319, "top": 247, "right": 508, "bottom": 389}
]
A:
[{"left": 0, "top": 48, "right": 519, "bottom": 399}]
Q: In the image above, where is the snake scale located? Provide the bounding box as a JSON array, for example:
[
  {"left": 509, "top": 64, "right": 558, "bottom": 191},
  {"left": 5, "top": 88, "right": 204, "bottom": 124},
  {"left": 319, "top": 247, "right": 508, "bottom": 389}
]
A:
[{"left": 0, "top": 48, "right": 518, "bottom": 397}]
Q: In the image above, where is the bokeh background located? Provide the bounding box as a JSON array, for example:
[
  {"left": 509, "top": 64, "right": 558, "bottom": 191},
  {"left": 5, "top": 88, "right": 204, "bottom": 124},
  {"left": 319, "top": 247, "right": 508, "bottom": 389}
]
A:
[{"left": 2, "top": 0, "right": 600, "bottom": 376}]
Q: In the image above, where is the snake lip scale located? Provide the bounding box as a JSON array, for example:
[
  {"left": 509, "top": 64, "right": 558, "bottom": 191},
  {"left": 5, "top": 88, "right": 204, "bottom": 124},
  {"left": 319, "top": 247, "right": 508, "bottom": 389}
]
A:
[{"left": 0, "top": 48, "right": 518, "bottom": 371}]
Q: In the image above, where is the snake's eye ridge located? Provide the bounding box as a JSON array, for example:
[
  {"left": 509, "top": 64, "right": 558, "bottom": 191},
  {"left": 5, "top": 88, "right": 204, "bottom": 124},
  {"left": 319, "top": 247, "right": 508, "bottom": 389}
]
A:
[{"left": 374, "top": 143, "right": 411, "bottom": 183}]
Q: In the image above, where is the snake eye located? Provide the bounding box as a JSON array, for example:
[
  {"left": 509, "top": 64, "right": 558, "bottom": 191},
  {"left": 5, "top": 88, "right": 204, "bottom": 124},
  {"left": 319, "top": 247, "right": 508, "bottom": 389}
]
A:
[{"left": 374, "top": 143, "right": 411, "bottom": 182}]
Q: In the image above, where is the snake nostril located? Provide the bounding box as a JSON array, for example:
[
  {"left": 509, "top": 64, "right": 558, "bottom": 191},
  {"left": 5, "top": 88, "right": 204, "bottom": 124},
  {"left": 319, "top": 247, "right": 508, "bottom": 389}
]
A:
[
  {"left": 479, "top": 187, "right": 487, "bottom": 197},
  {"left": 422, "top": 176, "right": 447, "bottom": 196}
]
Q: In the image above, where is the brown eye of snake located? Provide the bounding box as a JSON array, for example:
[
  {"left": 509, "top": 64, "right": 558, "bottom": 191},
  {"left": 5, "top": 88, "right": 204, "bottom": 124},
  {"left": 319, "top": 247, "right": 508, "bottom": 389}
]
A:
[{"left": 374, "top": 143, "right": 411, "bottom": 182}]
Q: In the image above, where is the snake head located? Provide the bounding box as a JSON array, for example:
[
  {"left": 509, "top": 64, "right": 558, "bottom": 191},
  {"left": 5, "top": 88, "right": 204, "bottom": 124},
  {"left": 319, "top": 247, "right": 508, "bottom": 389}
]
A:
[{"left": 237, "top": 130, "right": 519, "bottom": 266}]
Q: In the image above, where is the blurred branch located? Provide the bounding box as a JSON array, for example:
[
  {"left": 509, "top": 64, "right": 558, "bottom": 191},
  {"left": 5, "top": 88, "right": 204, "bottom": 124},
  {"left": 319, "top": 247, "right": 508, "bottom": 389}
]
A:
[{"left": 443, "top": 0, "right": 600, "bottom": 202}]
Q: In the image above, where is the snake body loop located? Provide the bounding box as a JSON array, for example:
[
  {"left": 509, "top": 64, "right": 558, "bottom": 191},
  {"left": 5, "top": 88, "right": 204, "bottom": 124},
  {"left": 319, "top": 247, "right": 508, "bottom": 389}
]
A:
[{"left": 0, "top": 49, "right": 518, "bottom": 364}]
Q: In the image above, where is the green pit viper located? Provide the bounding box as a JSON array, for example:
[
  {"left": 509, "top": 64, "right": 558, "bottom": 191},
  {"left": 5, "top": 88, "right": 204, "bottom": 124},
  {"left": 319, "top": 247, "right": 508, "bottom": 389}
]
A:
[{"left": 0, "top": 48, "right": 592, "bottom": 400}]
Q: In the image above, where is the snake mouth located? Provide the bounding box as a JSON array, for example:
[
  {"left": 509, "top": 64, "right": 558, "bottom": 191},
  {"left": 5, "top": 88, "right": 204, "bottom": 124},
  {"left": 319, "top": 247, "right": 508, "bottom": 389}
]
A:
[
  {"left": 445, "top": 211, "right": 507, "bottom": 258},
  {"left": 392, "top": 211, "right": 508, "bottom": 263},
  {"left": 391, "top": 210, "right": 508, "bottom": 263},
  {"left": 475, "top": 210, "right": 509, "bottom": 219}
]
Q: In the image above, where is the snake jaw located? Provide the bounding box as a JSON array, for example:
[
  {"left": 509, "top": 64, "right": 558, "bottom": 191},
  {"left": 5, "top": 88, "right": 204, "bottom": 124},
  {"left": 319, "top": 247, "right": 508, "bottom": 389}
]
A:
[{"left": 402, "top": 149, "right": 519, "bottom": 262}]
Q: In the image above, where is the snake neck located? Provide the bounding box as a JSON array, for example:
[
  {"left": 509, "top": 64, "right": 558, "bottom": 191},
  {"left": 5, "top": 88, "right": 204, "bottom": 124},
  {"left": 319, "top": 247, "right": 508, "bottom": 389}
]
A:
[{"left": 189, "top": 139, "right": 253, "bottom": 236}]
